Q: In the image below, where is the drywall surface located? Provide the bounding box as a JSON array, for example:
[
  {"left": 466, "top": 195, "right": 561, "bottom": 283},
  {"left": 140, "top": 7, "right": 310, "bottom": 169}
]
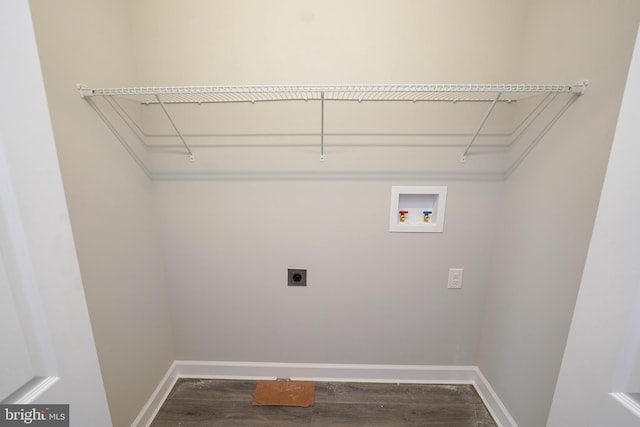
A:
[
  {"left": 0, "top": 0, "right": 111, "bottom": 423},
  {"left": 28, "top": 0, "right": 640, "bottom": 423},
  {"left": 155, "top": 180, "right": 500, "bottom": 364},
  {"left": 139, "top": 0, "right": 514, "bottom": 365},
  {"left": 130, "top": 0, "right": 525, "bottom": 85},
  {"left": 28, "top": 0, "right": 175, "bottom": 425},
  {"left": 123, "top": 0, "right": 531, "bottom": 178},
  {"left": 547, "top": 24, "right": 640, "bottom": 427},
  {"left": 477, "top": 1, "right": 640, "bottom": 426}
]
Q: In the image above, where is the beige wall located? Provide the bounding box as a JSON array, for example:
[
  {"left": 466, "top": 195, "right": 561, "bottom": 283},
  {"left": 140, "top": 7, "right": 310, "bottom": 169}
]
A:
[
  {"left": 140, "top": 0, "right": 518, "bottom": 365},
  {"left": 548, "top": 24, "right": 640, "bottom": 427},
  {"left": 124, "top": 0, "right": 528, "bottom": 178},
  {"left": 26, "top": 0, "right": 640, "bottom": 425},
  {"left": 1, "top": 0, "right": 111, "bottom": 424},
  {"left": 155, "top": 180, "right": 501, "bottom": 364},
  {"left": 130, "top": 0, "right": 525, "bottom": 85},
  {"left": 478, "top": 1, "right": 640, "bottom": 426},
  {"left": 28, "top": 1, "right": 175, "bottom": 426}
]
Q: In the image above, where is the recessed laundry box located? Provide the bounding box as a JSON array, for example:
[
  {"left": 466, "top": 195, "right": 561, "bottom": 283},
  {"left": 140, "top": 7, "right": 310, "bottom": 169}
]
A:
[{"left": 389, "top": 186, "right": 448, "bottom": 233}]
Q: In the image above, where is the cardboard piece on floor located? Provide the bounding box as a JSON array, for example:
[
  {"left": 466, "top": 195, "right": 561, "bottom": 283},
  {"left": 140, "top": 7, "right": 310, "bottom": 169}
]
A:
[{"left": 252, "top": 380, "right": 315, "bottom": 407}]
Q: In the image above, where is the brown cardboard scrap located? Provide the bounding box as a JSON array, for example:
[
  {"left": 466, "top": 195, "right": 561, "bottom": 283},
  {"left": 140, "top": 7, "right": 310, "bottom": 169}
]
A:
[{"left": 252, "top": 380, "right": 315, "bottom": 407}]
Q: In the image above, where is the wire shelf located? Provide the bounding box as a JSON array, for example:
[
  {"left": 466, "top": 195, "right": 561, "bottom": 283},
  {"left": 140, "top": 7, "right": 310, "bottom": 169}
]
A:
[
  {"left": 79, "top": 83, "right": 586, "bottom": 105},
  {"left": 78, "top": 82, "right": 587, "bottom": 165}
]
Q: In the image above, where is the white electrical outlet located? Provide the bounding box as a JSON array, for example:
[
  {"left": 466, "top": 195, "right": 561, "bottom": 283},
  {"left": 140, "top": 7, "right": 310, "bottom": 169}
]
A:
[{"left": 448, "top": 268, "right": 463, "bottom": 289}]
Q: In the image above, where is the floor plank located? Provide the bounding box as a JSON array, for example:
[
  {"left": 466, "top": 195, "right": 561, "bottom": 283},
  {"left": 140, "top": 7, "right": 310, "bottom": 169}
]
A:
[{"left": 150, "top": 379, "right": 497, "bottom": 426}]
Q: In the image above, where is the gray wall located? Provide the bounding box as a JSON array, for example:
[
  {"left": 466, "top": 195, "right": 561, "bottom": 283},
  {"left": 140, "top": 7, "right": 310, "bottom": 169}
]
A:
[
  {"left": 155, "top": 180, "right": 501, "bottom": 364},
  {"left": 547, "top": 24, "right": 640, "bottom": 427},
  {"left": 29, "top": 1, "right": 175, "bottom": 426},
  {"left": 140, "top": 0, "right": 519, "bottom": 365},
  {"left": 478, "top": 1, "right": 640, "bottom": 426},
  {"left": 27, "top": 0, "right": 640, "bottom": 426},
  {"left": 1, "top": 1, "right": 111, "bottom": 424}
]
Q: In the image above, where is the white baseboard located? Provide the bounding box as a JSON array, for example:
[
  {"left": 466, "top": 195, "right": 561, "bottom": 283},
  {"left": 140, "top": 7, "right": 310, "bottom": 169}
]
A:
[
  {"left": 132, "top": 360, "right": 517, "bottom": 427},
  {"left": 130, "top": 361, "right": 179, "bottom": 427},
  {"left": 471, "top": 367, "right": 519, "bottom": 427}
]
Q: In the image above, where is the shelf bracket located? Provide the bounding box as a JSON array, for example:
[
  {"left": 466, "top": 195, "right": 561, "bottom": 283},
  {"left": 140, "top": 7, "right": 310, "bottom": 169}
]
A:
[
  {"left": 154, "top": 94, "right": 195, "bottom": 162},
  {"left": 77, "top": 84, "right": 94, "bottom": 98},
  {"left": 460, "top": 92, "right": 502, "bottom": 163},
  {"left": 320, "top": 91, "right": 325, "bottom": 161}
]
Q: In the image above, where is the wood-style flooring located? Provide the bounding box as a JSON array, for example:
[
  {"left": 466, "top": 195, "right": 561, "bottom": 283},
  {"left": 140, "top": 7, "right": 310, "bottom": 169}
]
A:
[{"left": 150, "top": 379, "right": 497, "bottom": 426}]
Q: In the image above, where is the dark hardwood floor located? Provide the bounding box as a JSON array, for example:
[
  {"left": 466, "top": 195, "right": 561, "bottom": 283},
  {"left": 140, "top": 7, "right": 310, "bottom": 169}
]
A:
[{"left": 150, "top": 379, "right": 497, "bottom": 426}]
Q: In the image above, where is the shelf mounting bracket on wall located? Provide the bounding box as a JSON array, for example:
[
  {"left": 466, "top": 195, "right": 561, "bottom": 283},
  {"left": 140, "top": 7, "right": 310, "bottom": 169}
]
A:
[
  {"left": 460, "top": 92, "right": 502, "bottom": 163},
  {"left": 154, "top": 94, "right": 195, "bottom": 162},
  {"left": 320, "top": 91, "right": 325, "bottom": 161}
]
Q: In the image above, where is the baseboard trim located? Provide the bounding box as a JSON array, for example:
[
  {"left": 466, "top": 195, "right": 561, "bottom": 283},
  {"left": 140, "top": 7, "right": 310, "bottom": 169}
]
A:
[
  {"left": 132, "top": 360, "right": 517, "bottom": 427},
  {"left": 130, "top": 361, "right": 180, "bottom": 427},
  {"left": 471, "top": 368, "right": 519, "bottom": 427}
]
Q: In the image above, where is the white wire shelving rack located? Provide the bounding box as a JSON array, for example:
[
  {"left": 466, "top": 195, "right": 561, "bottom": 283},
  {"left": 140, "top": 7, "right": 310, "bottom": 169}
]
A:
[{"left": 78, "top": 82, "right": 587, "bottom": 163}]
